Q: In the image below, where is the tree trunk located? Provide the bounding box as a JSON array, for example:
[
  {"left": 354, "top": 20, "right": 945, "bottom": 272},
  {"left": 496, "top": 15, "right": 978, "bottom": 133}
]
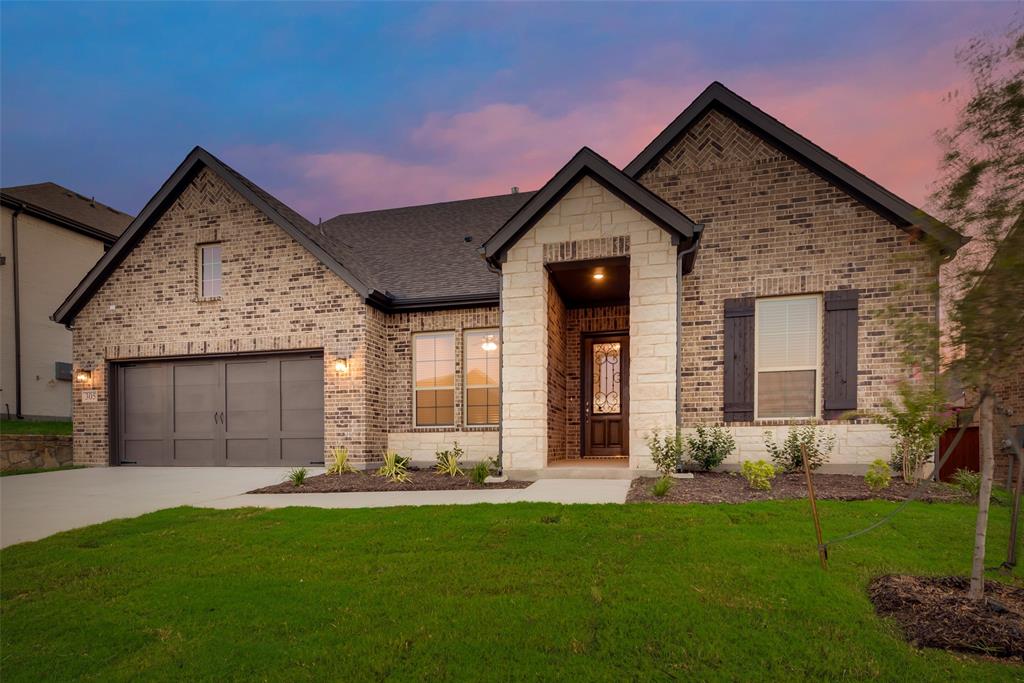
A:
[{"left": 969, "top": 393, "right": 995, "bottom": 600}]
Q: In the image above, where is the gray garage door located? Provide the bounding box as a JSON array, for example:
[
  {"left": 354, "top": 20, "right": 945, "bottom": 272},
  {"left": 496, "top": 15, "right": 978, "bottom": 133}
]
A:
[{"left": 115, "top": 352, "right": 324, "bottom": 466}]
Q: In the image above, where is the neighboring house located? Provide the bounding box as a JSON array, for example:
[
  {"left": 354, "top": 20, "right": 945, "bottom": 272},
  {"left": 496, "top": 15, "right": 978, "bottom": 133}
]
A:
[
  {"left": 53, "top": 82, "right": 966, "bottom": 474},
  {"left": 2, "top": 183, "right": 132, "bottom": 420}
]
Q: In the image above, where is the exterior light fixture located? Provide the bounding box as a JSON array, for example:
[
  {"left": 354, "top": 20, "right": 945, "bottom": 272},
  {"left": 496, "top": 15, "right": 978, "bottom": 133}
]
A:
[
  {"left": 334, "top": 358, "right": 350, "bottom": 374},
  {"left": 481, "top": 335, "right": 498, "bottom": 352},
  {"left": 592, "top": 271, "right": 605, "bottom": 281},
  {"left": 75, "top": 369, "right": 92, "bottom": 383}
]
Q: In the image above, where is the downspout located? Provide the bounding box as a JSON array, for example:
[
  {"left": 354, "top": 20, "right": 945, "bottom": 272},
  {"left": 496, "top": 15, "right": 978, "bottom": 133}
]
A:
[
  {"left": 484, "top": 255, "right": 504, "bottom": 475},
  {"left": 675, "top": 225, "right": 704, "bottom": 443},
  {"left": 10, "top": 204, "right": 24, "bottom": 419}
]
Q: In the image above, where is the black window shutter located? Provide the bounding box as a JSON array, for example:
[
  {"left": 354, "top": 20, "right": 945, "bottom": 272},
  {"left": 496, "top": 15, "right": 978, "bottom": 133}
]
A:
[
  {"left": 823, "top": 289, "right": 859, "bottom": 419},
  {"left": 723, "top": 297, "right": 754, "bottom": 422}
]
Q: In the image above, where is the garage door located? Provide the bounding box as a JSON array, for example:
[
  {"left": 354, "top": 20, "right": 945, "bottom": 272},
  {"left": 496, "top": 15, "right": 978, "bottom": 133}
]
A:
[{"left": 115, "top": 352, "right": 324, "bottom": 466}]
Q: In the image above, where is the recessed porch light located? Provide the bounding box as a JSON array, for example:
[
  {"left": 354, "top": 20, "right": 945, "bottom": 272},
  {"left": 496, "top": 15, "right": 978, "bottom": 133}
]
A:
[{"left": 592, "top": 271, "right": 605, "bottom": 281}]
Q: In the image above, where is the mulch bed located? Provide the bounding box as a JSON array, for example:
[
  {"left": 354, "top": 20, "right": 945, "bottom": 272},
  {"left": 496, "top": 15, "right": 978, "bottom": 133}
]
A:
[
  {"left": 626, "top": 471, "right": 970, "bottom": 504},
  {"left": 869, "top": 575, "right": 1024, "bottom": 660},
  {"left": 249, "top": 469, "right": 531, "bottom": 494}
]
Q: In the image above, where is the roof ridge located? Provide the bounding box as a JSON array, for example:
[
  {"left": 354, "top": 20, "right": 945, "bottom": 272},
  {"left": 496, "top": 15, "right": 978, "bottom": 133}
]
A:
[{"left": 323, "top": 190, "right": 535, "bottom": 224}]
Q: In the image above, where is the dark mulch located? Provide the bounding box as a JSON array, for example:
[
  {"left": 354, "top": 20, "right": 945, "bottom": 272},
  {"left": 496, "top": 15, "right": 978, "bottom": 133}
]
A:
[
  {"left": 626, "top": 471, "right": 970, "bottom": 504},
  {"left": 249, "top": 469, "right": 531, "bottom": 494},
  {"left": 869, "top": 575, "right": 1024, "bottom": 660}
]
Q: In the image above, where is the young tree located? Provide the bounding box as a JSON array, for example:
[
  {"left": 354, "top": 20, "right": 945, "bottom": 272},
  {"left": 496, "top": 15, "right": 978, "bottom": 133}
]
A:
[{"left": 933, "top": 21, "right": 1024, "bottom": 600}]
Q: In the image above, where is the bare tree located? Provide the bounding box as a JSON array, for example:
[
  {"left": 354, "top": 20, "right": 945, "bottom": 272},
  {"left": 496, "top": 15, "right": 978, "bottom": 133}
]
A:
[{"left": 932, "top": 21, "right": 1024, "bottom": 600}]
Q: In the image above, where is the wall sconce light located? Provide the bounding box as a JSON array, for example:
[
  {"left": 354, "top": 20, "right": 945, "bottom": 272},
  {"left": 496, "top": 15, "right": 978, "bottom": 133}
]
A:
[
  {"left": 481, "top": 335, "right": 498, "bottom": 352},
  {"left": 334, "top": 358, "right": 350, "bottom": 374},
  {"left": 75, "top": 368, "right": 92, "bottom": 383}
]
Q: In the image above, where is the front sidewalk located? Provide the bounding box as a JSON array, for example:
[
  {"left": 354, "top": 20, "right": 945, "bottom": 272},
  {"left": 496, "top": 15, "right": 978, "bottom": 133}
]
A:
[{"left": 1, "top": 467, "right": 629, "bottom": 547}]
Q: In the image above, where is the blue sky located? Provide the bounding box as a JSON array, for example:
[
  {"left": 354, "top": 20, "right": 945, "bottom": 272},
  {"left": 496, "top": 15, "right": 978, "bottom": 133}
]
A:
[{"left": 1, "top": 2, "right": 1017, "bottom": 219}]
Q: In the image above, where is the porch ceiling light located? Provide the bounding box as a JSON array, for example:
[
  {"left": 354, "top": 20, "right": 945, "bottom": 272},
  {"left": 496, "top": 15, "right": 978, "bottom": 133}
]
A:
[
  {"left": 334, "top": 358, "right": 350, "bottom": 374},
  {"left": 481, "top": 335, "right": 498, "bottom": 352},
  {"left": 592, "top": 270, "right": 606, "bottom": 281}
]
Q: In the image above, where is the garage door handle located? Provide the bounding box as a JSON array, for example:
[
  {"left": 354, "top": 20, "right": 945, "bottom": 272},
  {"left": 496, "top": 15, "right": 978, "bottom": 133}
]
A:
[{"left": 213, "top": 411, "right": 220, "bottom": 424}]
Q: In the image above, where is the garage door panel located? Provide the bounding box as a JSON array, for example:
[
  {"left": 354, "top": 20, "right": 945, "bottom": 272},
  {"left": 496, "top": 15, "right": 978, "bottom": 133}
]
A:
[
  {"left": 281, "top": 358, "right": 323, "bottom": 433},
  {"left": 226, "top": 438, "right": 273, "bottom": 465},
  {"left": 173, "top": 439, "right": 217, "bottom": 466},
  {"left": 123, "top": 366, "right": 168, "bottom": 437},
  {"left": 282, "top": 438, "right": 323, "bottom": 466},
  {"left": 225, "top": 360, "right": 272, "bottom": 435},
  {"left": 124, "top": 440, "right": 167, "bottom": 466},
  {"left": 173, "top": 363, "right": 220, "bottom": 434}
]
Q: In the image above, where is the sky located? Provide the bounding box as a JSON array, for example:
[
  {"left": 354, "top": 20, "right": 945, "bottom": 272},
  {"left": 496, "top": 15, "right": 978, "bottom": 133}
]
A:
[{"left": 1, "top": 2, "right": 1018, "bottom": 221}]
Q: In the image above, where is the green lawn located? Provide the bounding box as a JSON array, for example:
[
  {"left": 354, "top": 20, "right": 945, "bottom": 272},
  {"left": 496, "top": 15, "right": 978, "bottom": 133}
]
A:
[
  {"left": 1, "top": 420, "right": 72, "bottom": 435},
  {"left": 0, "top": 465, "right": 85, "bottom": 477},
  {"left": 1, "top": 501, "right": 1020, "bottom": 681}
]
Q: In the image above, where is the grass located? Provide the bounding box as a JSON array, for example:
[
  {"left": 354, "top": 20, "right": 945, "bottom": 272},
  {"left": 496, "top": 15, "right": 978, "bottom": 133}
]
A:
[
  {"left": 1, "top": 420, "right": 72, "bottom": 435},
  {"left": 0, "top": 465, "right": 85, "bottom": 477},
  {"left": 1, "top": 501, "right": 1021, "bottom": 681}
]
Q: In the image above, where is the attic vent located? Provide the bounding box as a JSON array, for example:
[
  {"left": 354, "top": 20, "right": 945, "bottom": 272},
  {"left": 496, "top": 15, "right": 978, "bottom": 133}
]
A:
[
  {"left": 510, "top": 186, "right": 519, "bottom": 194},
  {"left": 464, "top": 235, "right": 473, "bottom": 242}
]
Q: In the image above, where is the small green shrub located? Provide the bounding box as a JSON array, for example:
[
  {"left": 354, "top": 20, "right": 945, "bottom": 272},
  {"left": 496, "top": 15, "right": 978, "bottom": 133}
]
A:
[
  {"left": 685, "top": 425, "right": 736, "bottom": 471},
  {"left": 763, "top": 424, "right": 836, "bottom": 473},
  {"left": 952, "top": 468, "right": 981, "bottom": 498},
  {"left": 645, "top": 429, "right": 685, "bottom": 476},
  {"left": 469, "top": 461, "right": 490, "bottom": 485},
  {"left": 864, "top": 459, "right": 892, "bottom": 491},
  {"left": 435, "top": 442, "right": 465, "bottom": 477},
  {"left": 287, "top": 467, "right": 308, "bottom": 487},
  {"left": 326, "top": 447, "right": 354, "bottom": 475},
  {"left": 378, "top": 452, "right": 410, "bottom": 483},
  {"left": 740, "top": 460, "right": 777, "bottom": 491},
  {"left": 652, "top": 476, "right": 673, "bottom": 497}
]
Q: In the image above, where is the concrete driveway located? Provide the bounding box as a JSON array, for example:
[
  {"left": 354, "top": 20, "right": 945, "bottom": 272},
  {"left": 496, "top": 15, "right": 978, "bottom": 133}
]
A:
[
  {"left": 0, "top": 467, "right": 299, "bottom": 548},
  {"left": 1, "top": 468, "right": 631, "bottom": 548}
]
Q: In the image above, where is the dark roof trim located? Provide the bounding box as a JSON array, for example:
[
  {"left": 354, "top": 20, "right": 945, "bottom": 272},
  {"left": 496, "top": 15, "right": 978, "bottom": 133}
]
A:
[
  {"left": 371, "top": 291, "right": 500, "bottom": 313},
  {"left": 1, "top": 194, "right": 120, "bottom": 245},
  {"left": 624, "top": 82, "right": 968, "bottom": 257},
  {"left": 52, "top": 146, "right": 373, "bottom": 326},
  {"left": 482, "top": 147, "right": 698, "bottom": 264}
]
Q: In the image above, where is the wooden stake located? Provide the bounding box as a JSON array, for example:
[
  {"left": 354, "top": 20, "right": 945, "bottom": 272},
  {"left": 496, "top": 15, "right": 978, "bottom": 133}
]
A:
[{"left": 802, "top": 443, "right": 827, "bottom": 570}]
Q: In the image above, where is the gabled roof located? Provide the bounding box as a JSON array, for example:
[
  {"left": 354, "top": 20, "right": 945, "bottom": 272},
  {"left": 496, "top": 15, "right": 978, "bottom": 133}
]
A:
[
  {"left": 624, "top": 81, "right": 968, "bottom": 257},
  {"left": 1, "top": 182, "right": 133, "bottom": 243},
  {"left": 53, "top": 146, "right": 374, "bottom": 326},
  {"left": 482, "top": 147, "right": 700, "bottom": 265}
]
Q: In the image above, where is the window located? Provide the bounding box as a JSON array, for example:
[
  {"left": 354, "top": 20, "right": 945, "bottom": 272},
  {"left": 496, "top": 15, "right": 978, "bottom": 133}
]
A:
[
  {"left": 414, "top": 332, "right": 455, "bottom": 426},
  {"left": 755, "top": 295, "right": 820, "bottom": 419},
  {"left": 199, "top": 244, "right": 222, "bottom": 298},
  {"left": 465, "top": 329, "right": 500, "bottom": 425}
]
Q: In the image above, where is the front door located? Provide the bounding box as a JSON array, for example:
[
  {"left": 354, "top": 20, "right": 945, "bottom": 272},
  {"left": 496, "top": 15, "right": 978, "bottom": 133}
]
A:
[{"left": 582, "top": 334, "right": 628, "bottom": 457}]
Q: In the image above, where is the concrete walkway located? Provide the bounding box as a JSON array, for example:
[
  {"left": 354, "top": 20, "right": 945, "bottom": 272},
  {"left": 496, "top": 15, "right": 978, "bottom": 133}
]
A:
[{"left": 1, "top": 468, "right": 630, "bottom": 547}]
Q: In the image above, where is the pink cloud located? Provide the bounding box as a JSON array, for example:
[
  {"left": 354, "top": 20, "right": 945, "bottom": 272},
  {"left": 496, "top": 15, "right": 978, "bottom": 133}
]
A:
[{"left": 237, "top": 49, "right": 965, "bottom": 220}]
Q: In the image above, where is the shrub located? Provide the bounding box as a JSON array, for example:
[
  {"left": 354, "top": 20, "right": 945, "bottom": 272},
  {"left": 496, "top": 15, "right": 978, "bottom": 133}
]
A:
[
  {"left": 740, "top": 460, "right": 777, "bottom": 491},
  {"left": 652, "top": 476, "right": 673, "bottom": 497},
  {"left": 763, "top": 424, "right": 835, "bottom": 473},
  {"left": 326, "top": 447, "right": 354, "bottom": 475},
  {"left": 645, "top": 429, "right": 685, "bottom": 476},
  {"left": 287, "top": 467, "right": 308, "bottom": 487},
  {"left": 953, "top": 468, "right": 982, "bottom": 498},
  {"left": 435, "top": 442, "right": 465, "bottom": 477},
  {"left": 864, "top": 459, "right": 892, "bottom": 491},
  {"left": 685, "top": 425, "right": 735, "bottom": 471},
  {"left": 377, "top": 452, "right": 410, "bottom": 483},
  {"left": 469, "top": 461, "right": 490, "bottom": 485}
]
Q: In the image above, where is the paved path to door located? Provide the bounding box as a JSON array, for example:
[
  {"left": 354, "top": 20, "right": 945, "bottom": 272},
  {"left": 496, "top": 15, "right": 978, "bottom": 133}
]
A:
[{"left": 1, "top": 468, "right": 630, "bottom": 547}]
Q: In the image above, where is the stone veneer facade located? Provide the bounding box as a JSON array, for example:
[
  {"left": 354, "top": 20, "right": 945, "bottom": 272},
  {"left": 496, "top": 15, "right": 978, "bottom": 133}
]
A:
[{"left": 500, "top": 176, "right": 679, "bottom": 472}]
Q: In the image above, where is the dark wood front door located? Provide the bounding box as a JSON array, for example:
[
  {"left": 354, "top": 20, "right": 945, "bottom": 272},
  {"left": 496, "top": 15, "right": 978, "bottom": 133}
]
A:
[{"left": 582, "top": 334, "right": 628, "bottom": 457}]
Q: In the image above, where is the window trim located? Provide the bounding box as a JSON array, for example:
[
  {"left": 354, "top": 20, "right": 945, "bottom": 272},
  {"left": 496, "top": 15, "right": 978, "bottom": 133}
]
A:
[
  {"left": 412, "top": 331, "right": 456, "bottom": 428},
  {"left": 753, "top": 294, "right": 822, "bottom": 420},
  {"left": 198, "top": 243, "right": 222, "bottom": 299},
  {"left": 463, "top": 328, "right": 500, "bottom": 427}
]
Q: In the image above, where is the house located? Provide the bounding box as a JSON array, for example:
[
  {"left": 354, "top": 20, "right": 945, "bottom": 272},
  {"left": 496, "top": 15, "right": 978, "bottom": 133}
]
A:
[
  {"left": 52, "top": 82, "right": 965, "bottom": 475},
  {"left": 2, "top": 183, "right": 132, "bottom": 420}
]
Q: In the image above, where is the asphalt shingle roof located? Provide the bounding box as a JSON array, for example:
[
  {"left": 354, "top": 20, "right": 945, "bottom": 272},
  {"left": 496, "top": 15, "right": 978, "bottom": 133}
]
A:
[{"left": 1, "top": 182, "right": 133, "bottom": 240}]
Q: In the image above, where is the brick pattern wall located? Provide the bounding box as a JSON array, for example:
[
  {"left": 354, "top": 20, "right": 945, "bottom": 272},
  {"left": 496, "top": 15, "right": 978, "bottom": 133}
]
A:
[
  {"left": 639, "top": 109, "right": 937, "bottom": 428},
  {"left": 546, "top": 278, "right": 568, "bottom": 461},
  {"left": 71, "top": 168, "right": 382, "bottom": 465},
  {"left": 564, "top": 305, "right": 630, "bottom": 459}
]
